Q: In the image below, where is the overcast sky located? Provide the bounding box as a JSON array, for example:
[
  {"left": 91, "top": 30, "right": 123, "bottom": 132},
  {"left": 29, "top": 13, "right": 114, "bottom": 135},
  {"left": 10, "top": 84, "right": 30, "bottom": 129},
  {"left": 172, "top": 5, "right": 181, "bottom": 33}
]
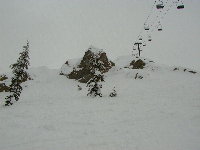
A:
[{"left": 0, "top": 0, "right": 200, "bottom": 73}]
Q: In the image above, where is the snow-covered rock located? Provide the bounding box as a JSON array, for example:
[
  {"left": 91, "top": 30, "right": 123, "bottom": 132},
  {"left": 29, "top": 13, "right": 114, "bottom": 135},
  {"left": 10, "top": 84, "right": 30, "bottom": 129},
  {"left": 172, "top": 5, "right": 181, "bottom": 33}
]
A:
[
  {"left": 60, "top": 46, "right": 115, "bottom": 83},
  {"left": 60, "top": 58, "right": 81, "bottom": 75}
]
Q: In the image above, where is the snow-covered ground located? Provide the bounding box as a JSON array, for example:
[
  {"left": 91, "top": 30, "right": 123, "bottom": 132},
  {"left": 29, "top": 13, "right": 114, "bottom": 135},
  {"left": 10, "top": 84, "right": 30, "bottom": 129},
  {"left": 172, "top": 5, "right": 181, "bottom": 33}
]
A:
[{"left": 0, "top": 56, "right": 200, "bottom": 150}]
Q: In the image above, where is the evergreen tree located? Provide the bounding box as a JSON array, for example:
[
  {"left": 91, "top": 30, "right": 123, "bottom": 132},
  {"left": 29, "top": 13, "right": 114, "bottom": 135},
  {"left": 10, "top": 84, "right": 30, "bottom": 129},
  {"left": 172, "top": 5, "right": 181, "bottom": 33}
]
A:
[
  {"left": 87, "top": 53, "right": 104, "bottom": 97},
  {"left": 87, "top": 74, "right": 103, "bottom": 97},
  {"left": 5, "top": 41, "right": 30, "bottom": 106}
]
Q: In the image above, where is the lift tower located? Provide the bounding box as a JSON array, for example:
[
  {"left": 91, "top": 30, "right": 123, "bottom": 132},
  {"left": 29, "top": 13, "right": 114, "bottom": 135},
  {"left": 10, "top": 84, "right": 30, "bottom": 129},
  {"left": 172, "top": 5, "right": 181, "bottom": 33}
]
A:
[{"left": 134, "top": 42, "right": 143, "bottom": 57}]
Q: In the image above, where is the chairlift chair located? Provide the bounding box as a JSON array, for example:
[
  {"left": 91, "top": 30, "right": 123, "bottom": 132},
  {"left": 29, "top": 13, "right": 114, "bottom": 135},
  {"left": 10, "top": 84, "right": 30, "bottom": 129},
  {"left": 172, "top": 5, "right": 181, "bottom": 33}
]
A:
[
  {"left": 157, "top": 22, "right": 163, "bottom": 31},
  {"left": 144, "top": 24, "right": 150, "bottom": 30},
  {"left": 156, "top": 4, "right": 164, "bottom": 9},
  {"left": 143, "top": 41, "right": 146, "bottom": 46},
  {"left": 176, "top": 0, "right": 184, "bottom": 9},
  {"left": 148, "top": 35, "right": 152, "bottom": 41},
  {"left": 133, "top": 45, "right": 136, "bottom": 50},
  {"left": 177, "top": 4, "right": 184, "bottom": 9},
  {"left": 144, "top": 27, "right": 150, "bottom": 31},
  {"left": 156, "top": 0, "right": 164, "bottom": 9},
  {"left": 138, "top": 35, "right": 143, "bottom": 41},
  {"left": 138, "top": 35, "right": 142, "bottom": 41}
]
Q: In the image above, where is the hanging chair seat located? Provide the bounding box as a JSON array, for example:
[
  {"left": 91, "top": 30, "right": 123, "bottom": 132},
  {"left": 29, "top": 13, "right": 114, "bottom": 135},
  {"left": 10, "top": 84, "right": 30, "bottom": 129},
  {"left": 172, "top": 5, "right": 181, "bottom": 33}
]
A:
[
  {"left": 156, "top": 4, "right": 164, "bottom": 9},
  {"left": 177, "top": 5, "right": 184, "bottom": 9},
  {"left": 144, "top": 24, "right": 150, "bottom": 30}
]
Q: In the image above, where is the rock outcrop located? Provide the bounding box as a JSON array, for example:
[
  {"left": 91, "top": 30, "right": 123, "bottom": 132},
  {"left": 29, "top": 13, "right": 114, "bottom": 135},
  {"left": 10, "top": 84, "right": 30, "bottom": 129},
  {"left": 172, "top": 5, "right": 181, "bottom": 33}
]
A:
[
  {"left": 61, "top": 46, "right": 115, "bottom": 83},
  {"left": 130, "top": 59, "right": 146, "bottom": 69}
]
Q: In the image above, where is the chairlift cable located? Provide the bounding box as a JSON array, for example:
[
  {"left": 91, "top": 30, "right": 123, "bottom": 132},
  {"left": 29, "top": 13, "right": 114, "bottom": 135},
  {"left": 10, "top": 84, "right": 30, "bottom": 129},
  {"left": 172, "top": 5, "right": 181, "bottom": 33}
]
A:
[{"left": 144, "top": 0, "right": 157, "bottom": 25}]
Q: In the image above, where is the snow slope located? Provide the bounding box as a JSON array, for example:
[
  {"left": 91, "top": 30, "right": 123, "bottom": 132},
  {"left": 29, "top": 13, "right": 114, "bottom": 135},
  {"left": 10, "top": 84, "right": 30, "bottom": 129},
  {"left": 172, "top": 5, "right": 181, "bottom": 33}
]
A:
[{"left": 0, "top": 57, "right": 200, "bottom": 150}]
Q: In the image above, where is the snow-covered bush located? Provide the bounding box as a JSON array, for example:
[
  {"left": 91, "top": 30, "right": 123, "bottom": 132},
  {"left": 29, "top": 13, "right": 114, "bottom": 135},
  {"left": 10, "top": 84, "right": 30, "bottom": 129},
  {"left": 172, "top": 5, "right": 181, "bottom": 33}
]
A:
[
  {"left": 77, "top": 85, "right": 82, "bottom": 91},
  {"left": 87, "top": 79, "right": 102, "bottom": 97}
]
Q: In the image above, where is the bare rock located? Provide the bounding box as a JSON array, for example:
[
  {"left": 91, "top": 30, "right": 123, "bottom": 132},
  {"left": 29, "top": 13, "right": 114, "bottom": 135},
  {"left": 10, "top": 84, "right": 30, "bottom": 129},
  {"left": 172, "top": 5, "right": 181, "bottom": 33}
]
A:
[
  {"left": 130, "top": 59, "right": 146, "bottom": 69},
  {"left": 66, "top": 46, "right": 115, "bottom": 83}
]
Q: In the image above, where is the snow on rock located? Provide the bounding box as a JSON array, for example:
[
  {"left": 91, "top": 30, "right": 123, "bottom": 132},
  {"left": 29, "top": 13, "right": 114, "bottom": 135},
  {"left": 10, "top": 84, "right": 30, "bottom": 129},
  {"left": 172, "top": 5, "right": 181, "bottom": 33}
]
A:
[
  {"left": 60, "top": 46, "right": 115, "bottom": 83},
  {"left": 60, "top": 58, "right": 81, "bottom": 75},
  {"left": 87, "top": 45, "right": 104, "bottom": 55}
]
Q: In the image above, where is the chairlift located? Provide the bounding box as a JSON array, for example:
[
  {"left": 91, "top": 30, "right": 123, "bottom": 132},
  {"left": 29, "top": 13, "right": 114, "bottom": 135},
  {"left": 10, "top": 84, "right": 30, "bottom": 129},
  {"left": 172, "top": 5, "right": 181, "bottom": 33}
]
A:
[
  {"left": 138, "top": 35, "right": 143, "bottom": 41},
  {"left": 156, "top": 1, "right": 164, "bottom": 9},
  {"left": 148, "top": 35, "right": 152, "bottom": 41},
  {"left": 177, "top": 4, "right": 184, "bottom": 9},
  {"left": 176, "top": 0, "right": 184, "bottom": 9},
  {"left": 143, "top": 41, "right": 146, "bottom": 46},
  {"left": 133, "top": 45, "right": 136, "bottom": 50},
  {"left": 144, "top": 24, "right": 150, "bottom": 30},
  {"left": 157, "top": 22, "right": 163, "bottom": 31}
]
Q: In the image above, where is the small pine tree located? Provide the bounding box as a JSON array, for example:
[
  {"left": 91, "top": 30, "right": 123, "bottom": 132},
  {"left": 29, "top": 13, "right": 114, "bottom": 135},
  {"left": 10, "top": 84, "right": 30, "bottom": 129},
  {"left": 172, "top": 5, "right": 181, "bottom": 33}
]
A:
[
  {"left": 87, "top": 74, "right": 103, "bottom": 97},
  {"left": 109, "top": 87, "right": 117, "bottom": 97},
  {"left": 87, "top": 53, "right": 104, "bottom": 97},
  {"left": 5, "top": 41, "right": 30, "bottom": 106}
]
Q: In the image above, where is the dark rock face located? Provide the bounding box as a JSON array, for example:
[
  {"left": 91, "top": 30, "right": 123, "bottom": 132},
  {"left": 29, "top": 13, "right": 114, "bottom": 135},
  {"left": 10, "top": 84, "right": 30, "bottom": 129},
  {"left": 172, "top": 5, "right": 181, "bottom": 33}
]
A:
[
  {"left": 67, "top": 49, "right": 115, "bottom": 83},
  {"left": 130, "top": 59, "right": 146, "bottom": 69}
]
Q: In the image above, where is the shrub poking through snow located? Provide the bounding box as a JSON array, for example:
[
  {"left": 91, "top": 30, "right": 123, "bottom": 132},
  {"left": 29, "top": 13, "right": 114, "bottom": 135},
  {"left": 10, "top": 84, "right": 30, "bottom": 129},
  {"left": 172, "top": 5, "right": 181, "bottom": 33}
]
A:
[
  {"left": 109, "top": 87, "right": 117, "bottom": 97},
  {"left": 5, "top": 41, "right": 31, "bottom": 106},
  {"left": 135, "top": 73, "right": 143, "bottom": 79},
  {"left": 77, "top": 85, "right": 82, "bottom": 91}
]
